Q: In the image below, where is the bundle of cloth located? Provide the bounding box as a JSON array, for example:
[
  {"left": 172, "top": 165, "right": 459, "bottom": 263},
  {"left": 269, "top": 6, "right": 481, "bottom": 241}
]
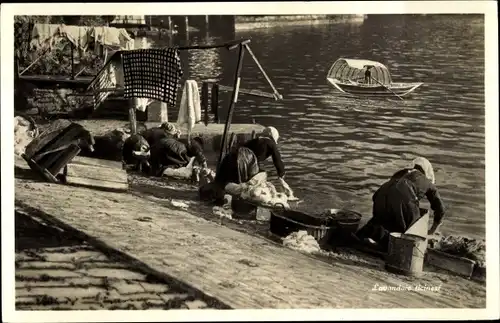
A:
[
  {"left": 282, "top": 231, "right": 321, "bottom": 254},
  {"left": 161, "top": 156, "right": 215, "bottom": 183},
  {"left": 14, "top": 116, "right": 38, "bottom": 156},
  {"left": 224, "top": 172, "right": 291, "bottom": 209},
  {"left": 177, "top": 79, "right": 202, "bottom": 140}
]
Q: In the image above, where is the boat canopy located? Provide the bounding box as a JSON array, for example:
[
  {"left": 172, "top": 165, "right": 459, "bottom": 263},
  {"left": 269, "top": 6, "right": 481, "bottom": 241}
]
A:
[{"left": 327, "top": 58, "right": 392, "bottom": 85}]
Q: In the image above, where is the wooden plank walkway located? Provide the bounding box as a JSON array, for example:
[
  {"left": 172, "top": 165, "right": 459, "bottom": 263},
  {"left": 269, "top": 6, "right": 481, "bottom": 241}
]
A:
[{"left": 14, "top": 157, "right": 486, "bottom": 309}]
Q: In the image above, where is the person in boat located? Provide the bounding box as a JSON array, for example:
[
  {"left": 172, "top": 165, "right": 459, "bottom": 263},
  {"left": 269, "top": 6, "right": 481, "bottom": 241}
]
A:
[
  {"left": 202, "top": 126, "right": 294, "bottom": 203},
  {"left": 364, "top": 66, "right": 373, "bottom": 84},
  {"left": 355, "top": 157, "right": 446, "bottom": 252},
  {"left": 141, "top": 122, "right": 181, "bottom": 147},
  {"left": 149, "top": 136, "right": 207, "bottom": 177}
]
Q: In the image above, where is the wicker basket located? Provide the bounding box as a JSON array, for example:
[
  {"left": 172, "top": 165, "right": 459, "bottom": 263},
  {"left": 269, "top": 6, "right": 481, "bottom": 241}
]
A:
[
  {"left": 270, "top": 205, "right": 333, "bottom": 246},
  {"left": 270, "top": 205, "right": 363, "bottom": 247}
]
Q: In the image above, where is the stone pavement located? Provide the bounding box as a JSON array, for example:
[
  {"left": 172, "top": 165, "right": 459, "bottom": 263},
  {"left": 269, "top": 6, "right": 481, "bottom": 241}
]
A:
[{"left": 15, "top": 209, "right": 214, "bottom": 310}]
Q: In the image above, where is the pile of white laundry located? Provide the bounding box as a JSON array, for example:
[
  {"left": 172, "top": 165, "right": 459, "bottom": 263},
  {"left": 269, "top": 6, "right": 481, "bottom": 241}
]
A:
[{"left": 282, "top": 231, "right": 321, "bottom": 254}]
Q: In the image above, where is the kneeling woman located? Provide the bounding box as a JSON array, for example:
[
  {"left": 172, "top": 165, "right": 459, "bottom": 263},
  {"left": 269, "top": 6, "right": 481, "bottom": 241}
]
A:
[
  {"left": 356, "top": 157, "right": 446, "bottom": 251},
  {"left": 149, "top": 136, "right": 207, "bottom": 177},
  {"left": 205, "top": 126, "right": 293, "bottom": 202},
  {"left": 122, "top": 134, "right": 150, "bottom": 172}
]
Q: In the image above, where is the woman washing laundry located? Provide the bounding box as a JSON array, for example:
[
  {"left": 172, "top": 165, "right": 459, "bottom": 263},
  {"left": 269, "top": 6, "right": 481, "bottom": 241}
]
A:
[
  {"left": 149, "top": 136, "right": 207, "bottom": 177},
  {"left": 355, "top": 157, "right": 446, "bottom": 252},
  {"left": 209, "top": 126, "right": 294, "bottom": 201},
  {"left": 141, "top": 122, "right": 181, "bottom": 147},
  {"left": 122, "top": 133, "right": 151, "bottom": 173}
]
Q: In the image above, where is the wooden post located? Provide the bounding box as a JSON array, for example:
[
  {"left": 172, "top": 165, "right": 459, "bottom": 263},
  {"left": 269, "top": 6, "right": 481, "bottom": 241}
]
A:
[
  {"left": 168, "top": 16, "right": 172, "bottom": 31},
  {"left": 15, "top": 55, "right": 19, "bottom": 78},
  {"left": 202, "top": 82, "right": 210, "bottom": 126},
  {"left": 217, "top": 44, "right": 245, "bottom": 169},
  {"left": 185, "top": 16, "right": 189, "bottom": 32},
  {"left": 161, "top": 102, "right": 169, "bottom": 123},
  {"left": 211, "top": 83, "right": 219, "bottom": 123},
  {"left": 129, "top": 100, "right": 137, "bottom": 135}
]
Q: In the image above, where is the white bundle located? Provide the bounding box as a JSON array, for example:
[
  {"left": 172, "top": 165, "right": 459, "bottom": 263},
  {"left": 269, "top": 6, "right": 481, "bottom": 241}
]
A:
[
  {"left": 162, "top": 157, "right": 216, "bottom": 183},
  {"left": 212, "top": 206, "right": 232, "bottom": 220},
  {"left": 162, "top": 157, "right": 196, "bottom": 179},
  {"left": 283, "top": 230, "right": 321, "bottom": 254},
  {"left": 169, "top": 199, "right": 190, "bottom": 209},
  {"left": 224, "top": 172, "right": 290, "bottom": 208},
  {"left": 14, "top": 116, "right": 37, "bottom": 156}
]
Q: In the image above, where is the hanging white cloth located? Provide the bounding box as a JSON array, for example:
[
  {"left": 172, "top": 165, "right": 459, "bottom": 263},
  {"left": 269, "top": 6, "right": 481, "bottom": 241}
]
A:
[
  {"left": 177, "top": 80, "right": 202, "bottom": 138},
  {"left": 133, "top": 98, "right": 152, "bottom": 112}
]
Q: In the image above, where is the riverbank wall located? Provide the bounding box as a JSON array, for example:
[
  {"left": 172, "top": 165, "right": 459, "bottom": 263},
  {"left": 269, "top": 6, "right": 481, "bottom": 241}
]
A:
[{"left": 234, "top": 14, "right": 366, "bottom": 31}]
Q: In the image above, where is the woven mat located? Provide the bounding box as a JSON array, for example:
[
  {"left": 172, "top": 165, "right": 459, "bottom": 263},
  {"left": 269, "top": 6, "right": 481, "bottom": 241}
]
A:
[{"left": 122, "top": 48, "right": 183, "bottom": 106}]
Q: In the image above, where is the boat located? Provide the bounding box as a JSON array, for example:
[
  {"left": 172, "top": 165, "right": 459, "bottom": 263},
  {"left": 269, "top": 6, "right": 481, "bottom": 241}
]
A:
[{"left": 326, "top": 58, "right": 423, "bottom": 97}]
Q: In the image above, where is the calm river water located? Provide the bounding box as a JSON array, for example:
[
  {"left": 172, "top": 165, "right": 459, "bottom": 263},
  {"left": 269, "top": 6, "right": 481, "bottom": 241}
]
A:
[{"left": 150, "top": 14, "right": 485, "bottom": 239}]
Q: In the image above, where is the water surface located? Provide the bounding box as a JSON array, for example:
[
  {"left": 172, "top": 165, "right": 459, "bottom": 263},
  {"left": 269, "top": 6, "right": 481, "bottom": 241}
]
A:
[{"left": 152, "top": 15, "right": 485, "bottom": 239}]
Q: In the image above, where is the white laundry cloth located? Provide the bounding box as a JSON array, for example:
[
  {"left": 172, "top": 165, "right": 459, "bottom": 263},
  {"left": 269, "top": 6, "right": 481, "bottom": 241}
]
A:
[
  {"left": 177, "top": 80, "right": 202, "bottom": 137},
  {"left": 133, "top": 98, "right": 152, "bottom": 112}
]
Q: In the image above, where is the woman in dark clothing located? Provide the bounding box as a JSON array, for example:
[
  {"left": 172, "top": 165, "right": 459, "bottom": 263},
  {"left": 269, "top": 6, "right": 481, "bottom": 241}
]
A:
[
  {"left": 356, "top": 157, "right": 446, "bottom": 251},
  {"left": 122, "top": 134, "right": 150, "bottom": 172},
  {"left": 141, "top": 122, "right": 180, "bottom": 147},
  {"left": 149, "top": 136, "right": 207, "bottom": 177},
  {"left": 213, "top": 126, "right": 294, "bottom": 197}
]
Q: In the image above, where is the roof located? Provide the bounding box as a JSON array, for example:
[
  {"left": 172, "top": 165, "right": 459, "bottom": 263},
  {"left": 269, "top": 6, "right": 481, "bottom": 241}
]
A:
[
  {"left": 327, "top": 58, "right": 392, "bottom": 85},
  {"left": 336, "top": 58, "right": 388, "bottom": 70}
]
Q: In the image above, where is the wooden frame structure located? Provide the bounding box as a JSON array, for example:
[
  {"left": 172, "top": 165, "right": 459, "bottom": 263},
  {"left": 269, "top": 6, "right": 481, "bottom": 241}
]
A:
[{"left": 86, "top": 38, "right": 283, "bottom": 168}]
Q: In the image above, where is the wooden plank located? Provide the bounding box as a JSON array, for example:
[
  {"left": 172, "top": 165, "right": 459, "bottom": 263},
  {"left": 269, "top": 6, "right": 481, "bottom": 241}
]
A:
[
  {"left": 71, "top": 156, "right": 123, "bottom": 169},
  {"left": 34, "top": 125, "right": 84, "bottom": 166},
  {"left": 425, "top": 248, "right": 475, "bottom": 278},
  {"left": 129, "top": 101, "right": 137, "bottom": 135},
  {"left": 202, "top": 82, "right": 209, "bottom": 126},
  {"left": 218, "top": 84, "right": 277, "bottom": 99},
  {"left": 45, "top": 148, "right": 72, "bottom": 176},
  {"left": 66, "top": 163, "right": 128, "bottom": 183},
  {"left": 21, "top": 153, "right": 61, "bottom": 184},
  {"left": 65, "top": 176, "right": 129, "bottom": 191},
  {"left": 48, "top": 144, "right": 81, "bottom": 176},
  {"left": 211, "top": 83, "right": 219, "bottom": 123}
]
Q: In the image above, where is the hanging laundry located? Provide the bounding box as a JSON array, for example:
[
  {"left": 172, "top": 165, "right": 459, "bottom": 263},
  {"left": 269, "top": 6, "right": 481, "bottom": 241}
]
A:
[
  {"left": 133, "top": 98, "right": 153, "bottom": 112},
  {"left": 29, "top": 24, "right": 61, "bottom": 50},
  {"left": 121, "top": 48, "right": 183, "bottom": 106},
  {"left": 177, "top": 80, "right": 202, "bottom": 137},
  {"left": 61, "top": 25, "right": 90, "bottom": 51},
  {"left": 90, "top": 27, "right": 133, "bottom": 49}
]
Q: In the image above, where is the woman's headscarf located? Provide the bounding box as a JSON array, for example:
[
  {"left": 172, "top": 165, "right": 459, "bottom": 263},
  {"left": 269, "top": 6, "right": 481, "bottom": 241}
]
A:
[
  {"left": 161, "top": 122, "right": 181, "bottom": 137},
  {"left": 261, "top": 126, "right": 280, "bottom": 143},
  {"left": 410, "top": 157, "right": 435, "bottom": 184}
]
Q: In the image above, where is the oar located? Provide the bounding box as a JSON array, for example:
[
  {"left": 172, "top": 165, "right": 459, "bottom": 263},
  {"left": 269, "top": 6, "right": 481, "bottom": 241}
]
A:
[{"left": 370, "top": 76, "right": 404, "bottom": 101}]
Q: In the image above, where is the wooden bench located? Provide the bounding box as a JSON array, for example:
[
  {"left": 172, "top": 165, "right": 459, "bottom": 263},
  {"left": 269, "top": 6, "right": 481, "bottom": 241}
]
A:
[{"left": 21, "top": 120, "right": 94, "bottom": 183}]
